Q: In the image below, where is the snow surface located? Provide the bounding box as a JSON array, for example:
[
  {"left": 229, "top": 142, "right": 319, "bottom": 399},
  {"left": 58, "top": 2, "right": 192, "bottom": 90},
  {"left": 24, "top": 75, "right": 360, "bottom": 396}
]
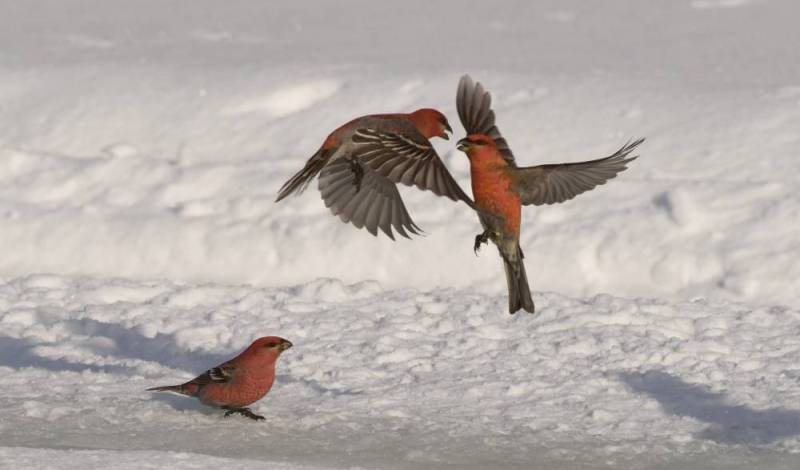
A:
[
  {"left": 3, "top": 276, "right": 800, "bottom": 469},
  {"left": 1, "top": 0, "right": 800, "bottom": 468}
]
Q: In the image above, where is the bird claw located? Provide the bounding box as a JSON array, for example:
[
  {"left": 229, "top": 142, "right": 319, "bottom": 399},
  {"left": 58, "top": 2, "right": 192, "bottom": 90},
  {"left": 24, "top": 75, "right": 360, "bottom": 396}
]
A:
[
  {"left": 224, "top": 408, "right": 265, "bottom": 421},
  {"left": 349, "top": 159, "right": 364, "bottom": 193},
  {"left": 474, "top": 231, "right": 490, "bottom": 255}
]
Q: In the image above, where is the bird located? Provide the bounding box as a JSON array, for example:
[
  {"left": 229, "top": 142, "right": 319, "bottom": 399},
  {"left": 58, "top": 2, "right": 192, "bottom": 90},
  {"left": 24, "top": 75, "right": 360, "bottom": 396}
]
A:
[
  {"left": 275, "top": 108, "right": 473, "bottom": 239},
  {"left": 147, "top": 336, "right": 292, "bottom": 420},
  {"left": 455, "top": 75, "right": 644, "bottom": 314}
]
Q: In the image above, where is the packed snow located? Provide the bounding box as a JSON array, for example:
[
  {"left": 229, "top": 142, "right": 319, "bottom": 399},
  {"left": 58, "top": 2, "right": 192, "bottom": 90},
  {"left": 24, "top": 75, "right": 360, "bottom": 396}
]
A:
[
  {"left": 3, "top": 276, "right": 800, "bottom": 469},
  {"left": 1, "top": 0, "right": 799, "bottom": 469}
]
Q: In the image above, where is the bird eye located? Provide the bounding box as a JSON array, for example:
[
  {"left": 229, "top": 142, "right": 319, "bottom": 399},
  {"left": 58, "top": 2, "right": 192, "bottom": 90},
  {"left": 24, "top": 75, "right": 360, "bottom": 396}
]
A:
[{"left": 265, "top": 342, "right": 277, "bottom": 348}]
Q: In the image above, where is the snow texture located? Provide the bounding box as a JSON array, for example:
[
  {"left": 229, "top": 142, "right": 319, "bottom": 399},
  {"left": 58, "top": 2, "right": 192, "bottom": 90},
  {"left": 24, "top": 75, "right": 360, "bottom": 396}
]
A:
[
  {"left": 1, "top": 0, "right": 800, "bottom": 468},
  {"left": 3, "top": 276, "right": 800, "bottom": 469}
]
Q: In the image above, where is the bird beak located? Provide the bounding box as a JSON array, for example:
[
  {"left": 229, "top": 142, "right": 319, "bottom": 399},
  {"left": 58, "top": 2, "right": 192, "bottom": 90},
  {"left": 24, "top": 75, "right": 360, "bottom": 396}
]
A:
[
  {"left": 279, "top": 340, "right": 293, "bottom": 351},
  {"left": 456, "top": 138, "right": 470, "bottom": 152},
  {"left": 442, "top": 122, "right": 453, "bottom": 140}
]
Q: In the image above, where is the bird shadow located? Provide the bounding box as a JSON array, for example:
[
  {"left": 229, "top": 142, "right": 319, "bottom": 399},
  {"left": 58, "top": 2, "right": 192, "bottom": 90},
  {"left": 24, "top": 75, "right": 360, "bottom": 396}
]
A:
[
  {"left": 62, "top": 317, "right": 230, "bottom": 371},
  {"left": 0, "top": 335, "right": 130, "bottom": 375},
  {"left": 617, "top": 370, "right": 800, "bottom": 444},
  {"left": 0, "top": 319, "right": 228, "bottom": 377},
  {"left": 0, "top": 319, "right": 358, "bottom": 408}
]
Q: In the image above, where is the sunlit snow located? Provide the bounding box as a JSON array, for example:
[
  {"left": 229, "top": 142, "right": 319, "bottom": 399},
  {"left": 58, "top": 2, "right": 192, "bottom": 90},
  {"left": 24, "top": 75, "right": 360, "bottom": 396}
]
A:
[{"left": 1, "top": 1, "right": 799, "bottom": 469}]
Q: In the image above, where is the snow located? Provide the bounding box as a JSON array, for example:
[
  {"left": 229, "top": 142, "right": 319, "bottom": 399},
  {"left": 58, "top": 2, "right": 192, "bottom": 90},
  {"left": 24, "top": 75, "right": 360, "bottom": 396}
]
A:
[
  {"left": 3, "top": 276, "right": 800, "bottom": 469},
  {"left": 1, "top": 0, "right": 800, "bottom": 468},
  {"left": 0, "top": 447, "right": 351, "bottom": 470}
]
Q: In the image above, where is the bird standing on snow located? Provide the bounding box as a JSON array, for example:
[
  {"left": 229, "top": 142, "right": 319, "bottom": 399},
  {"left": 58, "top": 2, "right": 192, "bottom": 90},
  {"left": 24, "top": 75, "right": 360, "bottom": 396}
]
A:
[
  {"left": 456, "top": 75, "right": 644, "bottom": 314},
  {"left": 275, "top": 108, "right": 473, "bottom": 239},
  {"left": 148, "top": 336, "right": 292, "bottom": 420}
]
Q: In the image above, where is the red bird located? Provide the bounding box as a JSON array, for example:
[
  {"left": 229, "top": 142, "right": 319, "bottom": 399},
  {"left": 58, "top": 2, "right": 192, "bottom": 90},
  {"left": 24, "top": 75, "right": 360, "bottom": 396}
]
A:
[
  {"left": 275, "top": 108, "right": 472, "bottom": 239},
  {"left": 456, "top": 75, "right": 643, "bottom": 314},
  {"left": 147, "top": 336, "right": 292, "bottom": 420}
]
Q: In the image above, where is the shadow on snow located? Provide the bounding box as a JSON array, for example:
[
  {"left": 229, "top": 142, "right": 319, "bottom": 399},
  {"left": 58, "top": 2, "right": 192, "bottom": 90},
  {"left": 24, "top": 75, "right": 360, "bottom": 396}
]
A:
[
  {"left": 0, "top": 318, "right": 361, "bottom": 403},
  {"left": 618, "top": 370, "right": 800, "bottom": 445}
]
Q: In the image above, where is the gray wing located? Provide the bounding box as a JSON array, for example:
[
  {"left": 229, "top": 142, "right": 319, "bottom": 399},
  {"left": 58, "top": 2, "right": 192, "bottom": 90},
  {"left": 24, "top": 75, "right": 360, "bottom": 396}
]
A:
[
  {"left": 191, "top": 363, "right": 236, "bottom": 386},
  {"left": 512, "top": 139, "right": 643, "bottom": 206},
  {"left": 319, "top": 158, "right": 422, "bottom": 239},
  {"left": 456, "top": 74, "right": 516, "bottom": 166},
  {"left": 351, "top": 128, "right": 473, "bottom": 204}
]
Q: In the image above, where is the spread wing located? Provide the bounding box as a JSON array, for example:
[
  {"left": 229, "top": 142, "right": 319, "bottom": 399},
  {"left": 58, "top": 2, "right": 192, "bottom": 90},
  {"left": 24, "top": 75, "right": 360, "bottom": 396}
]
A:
[
  {"left": 456, "top": 74, "right": 515, "bottom": 166},
  {"left": 191, "top": 362, "right": 237, "bottom": 386},
  {"left": 512, "top": 138, "right": 644, "bottom": 206},
  {"left": 351, "top": 128, "right": 473, "bottom": 205},
  {"left": 318, "top": 158, "right": 422, "bottom": 239}
]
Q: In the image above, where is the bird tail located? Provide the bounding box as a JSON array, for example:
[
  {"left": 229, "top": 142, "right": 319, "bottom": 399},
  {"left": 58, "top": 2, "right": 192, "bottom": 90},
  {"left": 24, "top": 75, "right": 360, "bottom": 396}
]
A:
[
  {"left": 501, "top": 245, "right": 535, "bottom": 314},
  {"left": 147, "top": 384, "right": 193, "bottom": 395},
  {"left": 275, "top": 148, "right": 332, "bottom": 202}
]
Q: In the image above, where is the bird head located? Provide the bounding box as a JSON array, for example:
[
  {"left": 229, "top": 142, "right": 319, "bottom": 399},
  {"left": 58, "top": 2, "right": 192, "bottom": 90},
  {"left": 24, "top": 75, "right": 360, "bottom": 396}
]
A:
[
  {"left": 249, "top": 336, "right": 293, "bottom": 355},
  {"left": 456, "top": 133, "right": 496, "bottom": 157},
  {"left": 409, "top": 108, "right": 452, "bottom": 140}
]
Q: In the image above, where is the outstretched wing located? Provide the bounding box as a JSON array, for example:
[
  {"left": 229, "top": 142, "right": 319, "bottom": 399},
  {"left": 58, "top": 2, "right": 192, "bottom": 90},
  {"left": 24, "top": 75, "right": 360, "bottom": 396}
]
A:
[
  {"left": 318, "top": 158, "right": 422, "bottom": 239},
  {"left": 456, "top": 74, "right": 515, "bottom": 166},
  {"left": 512, "top": 138, "right": 644, "bottom": 206},
  {"left": 351, "top": 128, "right": 473, "bottom": 205},
  {"left": 191, "top": 362, "right": 237, "bottom": 386}
]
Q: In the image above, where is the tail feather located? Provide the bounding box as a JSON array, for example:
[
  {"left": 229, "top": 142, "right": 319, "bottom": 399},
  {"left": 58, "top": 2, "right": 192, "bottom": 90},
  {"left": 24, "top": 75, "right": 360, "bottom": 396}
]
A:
[
  {"left": 275, "top": 148, "right": 332, "bottom": 202},
  {"left": 147, "top": 384, "right": 189, "bottom": 394},
  {"left": 501, "top": 246, "right": 535, "bottom": 314}
]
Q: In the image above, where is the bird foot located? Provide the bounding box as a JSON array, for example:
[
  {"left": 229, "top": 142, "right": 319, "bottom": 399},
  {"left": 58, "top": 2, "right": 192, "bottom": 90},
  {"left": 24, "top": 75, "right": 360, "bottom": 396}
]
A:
[
  {"left": 349, "top": 159, "right": 364, "bottom": 193},
  {"left": 474, "top": 230, "right": 490, "bottom": 255},
  {"left": 224, "top": 407, "right": 265, "bottom": 421}
]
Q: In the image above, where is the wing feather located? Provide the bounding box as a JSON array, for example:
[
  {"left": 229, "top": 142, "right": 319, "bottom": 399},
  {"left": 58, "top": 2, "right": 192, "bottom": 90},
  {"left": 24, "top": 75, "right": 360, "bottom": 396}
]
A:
[
  {"left": 352, "top": 128, "right": 472, "bottom": 204},
  {"left": 513, "top": 139, "right": 644, "bottom": 206},
  {"left": 456, "top": 75, "right": 516, "bottom": 165},
  {"left": 319, "top": 159, "right": 422, "bottom": 239},
  {"left": 190, "top": 362, "right": 236, "bottom": 386}
]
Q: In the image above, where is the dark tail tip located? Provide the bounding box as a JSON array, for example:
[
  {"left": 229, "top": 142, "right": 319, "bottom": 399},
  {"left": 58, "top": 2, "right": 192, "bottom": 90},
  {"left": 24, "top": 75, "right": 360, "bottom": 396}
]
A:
[
  {"left": 275, "top": 176, "right": 307, "bottom": 202},
  {"left": 509, "top": 280, "right": 535, "bottom": 314},
  {"left": 275, "top": 149, "right": 331, "bottom": 202},
  {"left": 147, "top": 385, "right": 181, "bottom": 393},
  {"left": 503, "top": 249, "right": 535, "bottom": 315}
]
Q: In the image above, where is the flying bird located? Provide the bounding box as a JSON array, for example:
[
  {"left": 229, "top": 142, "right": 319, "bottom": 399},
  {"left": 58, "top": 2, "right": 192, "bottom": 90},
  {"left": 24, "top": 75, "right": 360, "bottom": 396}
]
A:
[
  {"left": 147, "top": 336, "right": 292, "bottom": 420},
  {"left": 456, "top": 75, "right": 643, "bottom": 314},
  {"left": 275, "top": 108, "right": 472, "bottom": 239}
]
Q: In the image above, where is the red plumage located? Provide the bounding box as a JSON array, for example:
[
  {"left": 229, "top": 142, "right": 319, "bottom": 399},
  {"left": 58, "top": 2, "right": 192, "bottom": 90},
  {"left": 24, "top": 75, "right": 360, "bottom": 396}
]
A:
[
  {"left": 466, "top": 135, "right": 522, "bottom": 236},
  {"left": 275, "top": 107, "right": 471, "bottom": 239},
  {"left": 148, "top": 336, "right": 292, "bottom": 420},
  {"left": 456, "top": 74, "right": 642, "bottom": 314}
]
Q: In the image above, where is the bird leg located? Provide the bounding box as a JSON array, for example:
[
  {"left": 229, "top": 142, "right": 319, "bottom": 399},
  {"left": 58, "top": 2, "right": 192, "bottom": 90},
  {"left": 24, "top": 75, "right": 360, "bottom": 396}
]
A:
[
  {"left": 349, "top": 159, "right": 364, "bottom": 193},
  {"left": 224, "top": 407, "right": 265, "bottom": 421},
  {"left": 474, "top": 229, "right": 491, "bottom": 255}
]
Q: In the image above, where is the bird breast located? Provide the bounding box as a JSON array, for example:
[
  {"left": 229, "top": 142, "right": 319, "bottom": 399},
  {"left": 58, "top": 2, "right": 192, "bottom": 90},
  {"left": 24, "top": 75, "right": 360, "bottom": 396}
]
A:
[{"left": 470, "top": 164, "right": 521, "bottom": 235}]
